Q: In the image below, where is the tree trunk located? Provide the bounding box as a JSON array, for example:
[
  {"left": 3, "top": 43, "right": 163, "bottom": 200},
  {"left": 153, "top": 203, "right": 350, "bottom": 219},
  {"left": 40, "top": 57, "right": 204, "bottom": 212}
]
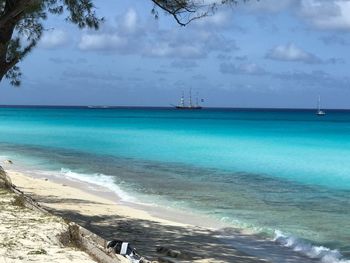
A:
[
  {"left": 0, "top": 24, "right": 16, "bottom": 82},
  {"left": 0, "top": 0, "right": 22, "bottom": 82}
]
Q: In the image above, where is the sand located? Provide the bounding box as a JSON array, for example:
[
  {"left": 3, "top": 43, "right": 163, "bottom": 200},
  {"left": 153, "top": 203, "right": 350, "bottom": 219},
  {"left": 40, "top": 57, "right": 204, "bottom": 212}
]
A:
[
  {"left": 4, "top": 167, "right": 270, "bottom": 263},
  {"left": 0, "top": 188, "right": 97, "bottom": 263}
]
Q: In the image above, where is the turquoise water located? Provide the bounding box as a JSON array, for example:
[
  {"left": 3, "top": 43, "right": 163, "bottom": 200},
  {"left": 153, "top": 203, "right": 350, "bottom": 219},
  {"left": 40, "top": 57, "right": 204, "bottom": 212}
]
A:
[{"left": 1, "top": 107, "right": 350, "bottom": 262}]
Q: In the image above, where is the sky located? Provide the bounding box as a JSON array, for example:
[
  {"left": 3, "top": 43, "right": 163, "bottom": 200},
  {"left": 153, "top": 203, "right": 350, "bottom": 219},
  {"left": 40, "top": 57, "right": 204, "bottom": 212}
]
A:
[{"left": 1, "top": 0, "right": 350, "bottom": 108}]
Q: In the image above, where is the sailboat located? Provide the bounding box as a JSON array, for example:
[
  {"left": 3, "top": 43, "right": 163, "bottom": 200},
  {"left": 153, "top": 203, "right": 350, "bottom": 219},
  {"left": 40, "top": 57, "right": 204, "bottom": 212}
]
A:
[
  {"left": 316, "top": 95, "right": 326, "bottom": 116},
  {"left": 175, "top": 89, "right": 202, "bottom": 110}
]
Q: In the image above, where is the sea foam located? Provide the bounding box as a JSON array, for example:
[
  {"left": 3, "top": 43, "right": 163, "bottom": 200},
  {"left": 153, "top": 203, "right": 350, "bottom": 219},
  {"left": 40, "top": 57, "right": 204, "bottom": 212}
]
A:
[
  {"left": 273, "top": 230, "right": 350, "bottom": 263},
  {"left": 61, "top": 168, "right": 135, "bottom": 201},
  {"left": 34, "top": 167, "right": 135, "bottom": 202}
]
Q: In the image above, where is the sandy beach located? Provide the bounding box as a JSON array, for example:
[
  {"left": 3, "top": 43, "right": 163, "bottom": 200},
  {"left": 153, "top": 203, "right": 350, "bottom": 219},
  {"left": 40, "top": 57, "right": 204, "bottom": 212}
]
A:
[
  {"left": 0, "top": 185, "right": 99, "bottom": 263},
  {"left": 2, "top": 1, "right": 350, "bottom": 262},
  {"left": 2, "top": 163, "right": 271, "bottom": 263}
]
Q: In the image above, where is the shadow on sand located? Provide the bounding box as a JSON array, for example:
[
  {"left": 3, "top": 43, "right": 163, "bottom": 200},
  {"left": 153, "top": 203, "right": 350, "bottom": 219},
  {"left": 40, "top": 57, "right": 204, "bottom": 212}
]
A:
[{"left": 28, "top": 194, "right": 322, "bottom": 263}]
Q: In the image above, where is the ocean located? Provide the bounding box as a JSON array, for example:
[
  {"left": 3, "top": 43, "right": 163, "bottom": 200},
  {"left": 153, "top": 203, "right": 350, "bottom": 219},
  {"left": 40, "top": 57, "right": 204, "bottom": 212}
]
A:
[{"left": 1, "top": 106, "right": 350, "bottom": 262}]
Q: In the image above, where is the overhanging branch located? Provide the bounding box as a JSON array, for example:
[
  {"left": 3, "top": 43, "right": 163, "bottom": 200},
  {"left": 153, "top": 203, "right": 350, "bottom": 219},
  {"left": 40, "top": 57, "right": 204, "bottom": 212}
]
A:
[
  {"left": 0, "top": 0, "right": 40, "bottom": 29},
  {"left": 151, "top": 0, "right": 207, "bottom": 26}
]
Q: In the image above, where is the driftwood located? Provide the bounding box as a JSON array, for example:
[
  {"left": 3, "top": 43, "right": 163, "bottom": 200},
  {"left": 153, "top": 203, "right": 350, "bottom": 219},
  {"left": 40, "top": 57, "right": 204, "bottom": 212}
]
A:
[{"left": 68, "top": 223, "right": 129, "bottom": 263}]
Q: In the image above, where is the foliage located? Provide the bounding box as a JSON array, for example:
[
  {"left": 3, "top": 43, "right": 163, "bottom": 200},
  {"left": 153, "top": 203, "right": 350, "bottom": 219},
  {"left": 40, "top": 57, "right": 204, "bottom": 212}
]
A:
[
  {"left": 0, "top": 0, "right": 102, "bottom": 85},
  {"left": 11, "top": 194, "right": 26, "bottom": 207},
  {"left": 0, "top": 0, "right": 246, "bottom": 86}
]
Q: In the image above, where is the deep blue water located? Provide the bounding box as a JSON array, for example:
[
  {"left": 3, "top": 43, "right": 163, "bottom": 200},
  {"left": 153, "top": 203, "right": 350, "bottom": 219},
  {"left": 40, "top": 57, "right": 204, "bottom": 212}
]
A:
[{"left": 1, "top": 107, "right": 350, "bottom": 261}]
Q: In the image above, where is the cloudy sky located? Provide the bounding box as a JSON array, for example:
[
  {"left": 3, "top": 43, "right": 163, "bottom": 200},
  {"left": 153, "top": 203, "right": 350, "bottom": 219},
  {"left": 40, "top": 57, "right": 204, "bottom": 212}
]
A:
[{"left": 1, "top": 0, "right": 350, "bottom": 108}]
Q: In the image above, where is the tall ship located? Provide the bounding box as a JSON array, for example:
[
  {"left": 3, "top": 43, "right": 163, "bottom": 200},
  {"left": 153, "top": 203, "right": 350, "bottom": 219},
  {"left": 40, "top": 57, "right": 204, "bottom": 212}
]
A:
[{"left": 175, "top": 89, "right": 202, "bottom": 110}]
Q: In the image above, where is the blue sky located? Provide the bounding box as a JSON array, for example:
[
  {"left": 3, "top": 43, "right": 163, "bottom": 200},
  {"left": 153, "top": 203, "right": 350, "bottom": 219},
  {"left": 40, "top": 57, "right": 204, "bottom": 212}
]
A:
[{"left": 1, "top": 0, "right": 350, "bottom": 108}]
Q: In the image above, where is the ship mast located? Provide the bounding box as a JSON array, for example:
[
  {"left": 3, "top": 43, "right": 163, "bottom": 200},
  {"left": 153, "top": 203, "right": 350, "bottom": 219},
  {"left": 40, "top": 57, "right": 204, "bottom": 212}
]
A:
[
  {"left": 318, "top": 95, "right": 321, "bottom": 112},
  {"left": 189, "top": 88, "right": 192, "bottom": 108},
  {"left": 179, "top": 91, "right": 185, "bottom": 107}
]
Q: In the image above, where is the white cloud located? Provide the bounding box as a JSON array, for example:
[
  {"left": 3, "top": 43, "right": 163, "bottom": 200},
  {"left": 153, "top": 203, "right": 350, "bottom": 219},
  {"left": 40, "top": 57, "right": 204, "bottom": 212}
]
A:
[
  {"left": 78, "top": 34, "right": 127, "bottom": 51},
  {"left": 193, "top": 11, "right": 231, "bottom": 28},
  {"left": 120, "top": 8, "right": 139, "bottom": 34},
  {"left": 40, "top": 29, "right": 69, "bottom": 49},
  {"left": 265, "top": 43, "right": 321, "bottom": 63},
  {"left": 141, "top": 28, "right": 237, "bottom": 58},
  {"left": 220, "top": 62, "right": 267, "bottom": 75},
  {"left": 192, "top": 0, "right": 350, "bottom": 32},
  {"left": 143, "top": 42, "right": 204, "bottom": 59},
  {"left": 299, "top": 0, "right": 350, "bottom": 30},
  {"left": 78, "top": 9, "right": 140, "bottom": 52},
  {"left": 124, "top": 9, "right": 137, "bottom": 29},
  {"left": 232, "top": 0, "right": 350, "bottom": 31},
  {"left": 78, "top": 8, "right": 237, "bottom": 59},
  {"left": 242, "top": 0, "right": 295, "bottom": 13}
]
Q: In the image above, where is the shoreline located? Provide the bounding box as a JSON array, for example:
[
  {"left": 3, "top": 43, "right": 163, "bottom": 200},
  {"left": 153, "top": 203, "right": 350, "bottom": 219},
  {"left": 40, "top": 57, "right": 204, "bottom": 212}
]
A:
[
  {"left": 6, "top": 166, "right": 187, "bottom": 227},
  {"left": 5, "top": 161, "right": 228, "bottom": 230},
  {"left": 3, "top": 162, "right": 272, "bottom": 262},
  {"left": 2, "top": 159, "right": 337, "bottom": 263}
]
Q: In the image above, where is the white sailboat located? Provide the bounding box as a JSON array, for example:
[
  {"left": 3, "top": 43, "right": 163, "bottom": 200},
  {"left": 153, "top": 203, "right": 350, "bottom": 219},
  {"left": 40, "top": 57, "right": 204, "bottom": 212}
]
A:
[{"left": 316, "top": 95, "right": 326, "bottom": 116}]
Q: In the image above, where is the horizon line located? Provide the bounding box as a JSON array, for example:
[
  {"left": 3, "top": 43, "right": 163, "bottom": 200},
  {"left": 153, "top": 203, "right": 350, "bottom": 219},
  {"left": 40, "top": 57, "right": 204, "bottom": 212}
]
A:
[{"left": 0, "top": 104, "right": 349, "bottom": 111}]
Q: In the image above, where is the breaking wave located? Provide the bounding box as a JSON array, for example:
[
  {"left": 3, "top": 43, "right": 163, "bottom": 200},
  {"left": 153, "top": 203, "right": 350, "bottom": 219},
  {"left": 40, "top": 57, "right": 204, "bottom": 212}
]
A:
[
  {"left": 35, "top": 167, "right": 135, "bottom": 202},
  {"left": 60, "top": 168, "right": 135, "bottom": 202},
  {"left": 274, "top": 230, "right": 350, "bottom": 263}
]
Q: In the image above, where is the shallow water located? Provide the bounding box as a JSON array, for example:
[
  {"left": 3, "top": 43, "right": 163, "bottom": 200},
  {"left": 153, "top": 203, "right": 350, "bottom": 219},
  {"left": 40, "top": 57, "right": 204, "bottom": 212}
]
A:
[{"left": 1, "top": 107, "right": 350, "bottom": 262}]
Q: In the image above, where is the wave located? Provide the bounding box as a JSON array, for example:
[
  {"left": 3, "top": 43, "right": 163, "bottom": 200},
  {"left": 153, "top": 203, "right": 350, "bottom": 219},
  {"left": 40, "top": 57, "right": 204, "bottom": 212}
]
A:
[
  {"left": 62, "top": 168, "right": 136, "bottom": 201},
  {"left": 273, "top": 230, "right": 350, "bottom": 263},
  {"left": 216, "top": 224, "right": 350, "bottom": 263},
  {"left": 34, "top": 168, "right": 135, "bottom": 202},
  {"left": 4, "top": 156, "right": 349, "bottom": 263}
]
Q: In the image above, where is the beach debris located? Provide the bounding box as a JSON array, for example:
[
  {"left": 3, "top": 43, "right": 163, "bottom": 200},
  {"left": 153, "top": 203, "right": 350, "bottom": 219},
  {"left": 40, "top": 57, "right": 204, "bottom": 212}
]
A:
[
  {"left": 107, "top": 240, "right": 148, "bottom": 263},
  {"left": 68, "top": 223, "right": 128, "bottom": 263},
  {"left": 27, "top": 248, "right": 48, "bottom": 255}
]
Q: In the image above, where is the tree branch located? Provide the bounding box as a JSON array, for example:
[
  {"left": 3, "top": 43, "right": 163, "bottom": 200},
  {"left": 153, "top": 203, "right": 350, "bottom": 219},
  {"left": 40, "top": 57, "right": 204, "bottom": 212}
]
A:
[
  {"left": 0, "top": 0, "right": 40, "bottom": 29},
  {"left": 151, "top": 0, "right": 195, "bottom": 26},
  {"left": 151, "top": 0, "right": 231, "bottom": 26}
]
